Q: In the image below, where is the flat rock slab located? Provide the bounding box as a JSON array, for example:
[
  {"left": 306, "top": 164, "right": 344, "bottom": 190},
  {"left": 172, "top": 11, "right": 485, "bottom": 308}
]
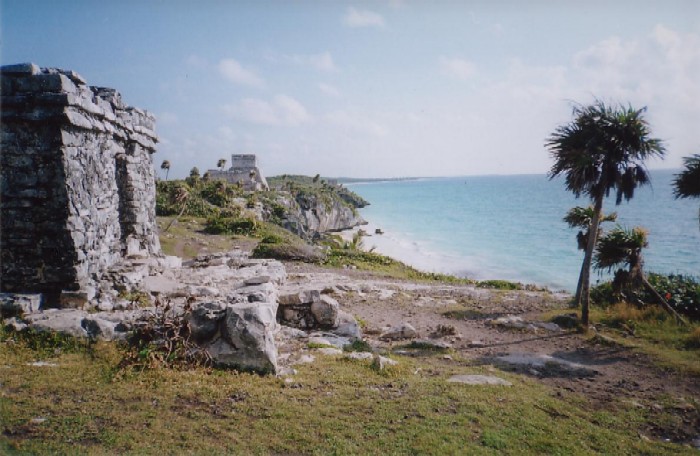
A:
[
  {"left": 496, "top": 353, "right": 598, "bottom": 376},
  {"left": 448, "top": 375, "right": 512, "bottom": 386}
]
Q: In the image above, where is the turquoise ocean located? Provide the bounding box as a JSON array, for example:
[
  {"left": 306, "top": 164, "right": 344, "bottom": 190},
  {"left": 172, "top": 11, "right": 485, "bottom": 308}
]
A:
[{"left": 348, "top": 169, "right": 700, "bottom": 292}]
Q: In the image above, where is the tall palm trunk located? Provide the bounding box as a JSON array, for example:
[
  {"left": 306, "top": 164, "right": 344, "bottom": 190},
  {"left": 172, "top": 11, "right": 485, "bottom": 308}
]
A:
[
  {"left": 579, "top": 196, "right": 604, "bottom": 326},
  {"left": 574, "top": 261, "right": 585, "bottom": 308}
]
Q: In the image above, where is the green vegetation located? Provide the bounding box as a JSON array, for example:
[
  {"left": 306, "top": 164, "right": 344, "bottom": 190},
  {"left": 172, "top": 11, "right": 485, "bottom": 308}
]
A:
[
  {"left": 476, "top": 280, "right": 522, "bottom": 290},
  {"left": 268, "top": 174, "right": 369, "bottom": 209},
  {"left": 592, "top": 273, "right": 700, "bottom": 321},
  {"left": 547, "top": 100, "right": 665, "bottom": 326},
  {"left": 251, "top": 223, "right": 324, "bottom": 262},
  {"left": 323, "top": 248, "right": 472, "bottom": 284},
  {"left": 674, "top": 153, "right": 700, "bottom": 229},
  {"left": 588, "top": 302, "right": 700, "bottom": 376},
  {"left": 2, "top": 334, "right": 693, "bottom": 455},
  {"left": 343, "top": 339, "right": 373, "bottom": 353}
]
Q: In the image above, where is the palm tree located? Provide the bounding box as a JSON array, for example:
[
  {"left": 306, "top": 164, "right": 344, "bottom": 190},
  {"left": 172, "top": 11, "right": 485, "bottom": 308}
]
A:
[
  {"left": 217, "top": 158, "right": 227, "bottom": 171},
  {"left": 164, "top": 184, "right": 190, "bottom": 232},
  {"left": 160, "top": 160, "right": 171, "bottom": 181},
  {"left": 595, "top": 227, "right": 687, "bottom": 325},
  {"left": 547, "top": 101, "right": 665, "bottom": 326},
  {"left": 673, "top": 154, "right": 700, "bottom": 229},
  {"left": 563, "top": 206, "right": 617, "bottom": 305}
]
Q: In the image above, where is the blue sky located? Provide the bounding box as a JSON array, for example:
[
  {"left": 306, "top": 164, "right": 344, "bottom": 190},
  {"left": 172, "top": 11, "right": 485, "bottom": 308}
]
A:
[{"left": 3, "top": 0, "right": 699, "bottom": 179}]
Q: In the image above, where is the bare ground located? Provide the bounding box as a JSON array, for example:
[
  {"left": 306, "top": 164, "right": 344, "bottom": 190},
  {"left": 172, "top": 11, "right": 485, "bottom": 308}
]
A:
[
  {"left": 285, "top": 262, "right": 700, "bottom": 446},
  {"left": 162, "top": 232, "right": 699, "bottom": 446}
]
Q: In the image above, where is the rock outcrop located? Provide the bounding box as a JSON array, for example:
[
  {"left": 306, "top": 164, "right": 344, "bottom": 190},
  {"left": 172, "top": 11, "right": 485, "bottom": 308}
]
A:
[
  {"left": 0, "top": 63, "right": 160, "bottom": 305},
  {"left": 274, "top": 190, "right": 366, "bottom": 239}
]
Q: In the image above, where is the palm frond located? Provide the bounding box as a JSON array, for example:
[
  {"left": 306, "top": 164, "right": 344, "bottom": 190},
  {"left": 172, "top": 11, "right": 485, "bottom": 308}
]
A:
[
  {"left": 674, "top": 154, "right": 700, "bottom": 198},
  {"left": 594, "top": 226, "right": 648, "bottom": 271}
]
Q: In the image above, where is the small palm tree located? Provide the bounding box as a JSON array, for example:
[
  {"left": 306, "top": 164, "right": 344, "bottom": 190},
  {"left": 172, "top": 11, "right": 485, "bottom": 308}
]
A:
[
  {"left": 595, "top": 227, "right": 687, "bottom": 325},
  {"left": 164, "top": 184, "right": 191, "bottom": 232},
  {"left": 673, "top": 154, "right": 700, "bottom": 229},
  {"left": 564, "top": 206, "right": 617, "bottom": 304},
  {"left": 160, "top": 160, "right": 171, "bottom": 181},
  {"left": 217, "top": 158, "right": 227, "bottom": 171},
  {"left": 547, "top": 100, "right": 665, "bottom": 325}
]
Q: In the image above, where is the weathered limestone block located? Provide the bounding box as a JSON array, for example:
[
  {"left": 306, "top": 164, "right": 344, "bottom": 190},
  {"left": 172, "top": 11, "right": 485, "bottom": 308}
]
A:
[
  {"left": 0, "top": 63, "right": 160, "bottom": 305},
  {"left": 310, "top": 295, "right": 340, "bottom": 327},
  {"left": 210, "top": 302, "right": 279, "bottom": 373},
  {"left": 0, "top": 293, "right": 42, "bottom": 318}
]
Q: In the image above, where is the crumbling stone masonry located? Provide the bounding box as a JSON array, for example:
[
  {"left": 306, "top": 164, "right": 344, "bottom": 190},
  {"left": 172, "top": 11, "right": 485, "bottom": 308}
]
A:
[{"left": 1, "top": 63, "right": 160, "bottom": 304}]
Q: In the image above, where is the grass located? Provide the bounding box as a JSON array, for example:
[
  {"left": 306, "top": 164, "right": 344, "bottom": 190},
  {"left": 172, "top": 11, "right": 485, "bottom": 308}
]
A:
[
  {"left": 540, "top": 303, "right": 700, "bottom": 377},
  {"left": 323, "top": 249, "right": 474, "bottom": 284},
  {"left": 1, "top": 335, "right": 693, "bottom": 455},
  {"left": 157, "top": 216, "right": 244, "bottom": 259},
  {"left": 588, "top": 303, "right": 700, "bottom": 376}
]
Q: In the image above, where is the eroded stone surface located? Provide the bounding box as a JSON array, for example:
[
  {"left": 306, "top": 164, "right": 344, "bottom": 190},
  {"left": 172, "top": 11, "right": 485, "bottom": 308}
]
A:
[{"left": 1, "top": 63, "right": 160, "bottom": 303}]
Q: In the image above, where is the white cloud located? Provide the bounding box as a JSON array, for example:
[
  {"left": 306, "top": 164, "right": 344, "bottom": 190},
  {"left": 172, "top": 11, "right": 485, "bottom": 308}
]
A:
[
  {"left": 344, "top": 7, "right": 385, "bottom": 28},
  {"left": 318, "top": 82, "right": 341, "bottom": 97},
  {"left": 218, "top": 58, "right": 265, "bottom": 88},
  {"left": 439, "top": 57, "right": 476, "bottom": 80},
  {"left": 223, "top": 95, "right": 311, "bottom": 126}
]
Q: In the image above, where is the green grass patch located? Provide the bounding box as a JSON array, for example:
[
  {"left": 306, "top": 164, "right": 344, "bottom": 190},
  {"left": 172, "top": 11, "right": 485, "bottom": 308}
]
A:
[
  {"left": 590, "top": 303, "right": 700, "bottom": 376},
  {"left": 0, "top": 337, "right": 692, "bottom": 455},
  {"left": 343, "top": 339, "right": 373, "bottom": 353},
  {"left": 323, "top": 249, "right": 473, "bottom": 284}
]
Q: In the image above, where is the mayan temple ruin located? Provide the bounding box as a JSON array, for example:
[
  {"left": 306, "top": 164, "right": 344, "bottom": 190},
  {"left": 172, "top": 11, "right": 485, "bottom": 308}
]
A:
[
  {"left": 207, "top": 154, "right": 270, "bottom": 191},
  {"left": 0, "top": 63, "right": 161, "bottom": 305}
]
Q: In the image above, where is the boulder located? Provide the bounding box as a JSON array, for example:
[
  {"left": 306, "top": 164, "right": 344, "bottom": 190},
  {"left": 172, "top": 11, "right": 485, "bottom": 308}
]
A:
[
  {"left": 27, "top": 309, "right": 89, "bottom": 338},
  {"left": 81, "top": 317, "right": 118, "bottom": 340},
  {"left": 331, "top": 310, "right": 362, "bottom": 340},
  {"left": 308, "top": 333, "right": 350, "bottom": 349},
  {"left": 0, "top": 293, "right": 42, "bottom": 317},
  {"left": 380, "top": 323, "right": 418, "bottom": 340},
  {"left": 310, "top": 295, "right": 339, "bottom": 327},
  {"left": 372, "top": 355, "right": 398, "bottom": 370},
  {"left": 345, "top": 352, "right": 373, "bottom": 361},
  {"left": 278, "top": 288, "right": 321, "bottom": 306},
  {"left": 213, "top": 302, "right": 278, "bottom": 374},
  {"left": 141, "top": 275, "right": 179, "bottom": 295},
  {"left": 187, "top": 301, "right": 227, "bottom": 342}
]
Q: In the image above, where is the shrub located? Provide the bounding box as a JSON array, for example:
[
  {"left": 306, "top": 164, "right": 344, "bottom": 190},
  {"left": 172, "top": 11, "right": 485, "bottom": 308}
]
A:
[
  {"left": 119, "top": 298, "right": 211, "bottom": 371},
  {"left": 205, "top": 216, "right": 258, "bottom": 235},
  {"left": 643, "top": 273, "right": 700, "bottom": 320},
  {"left": 591, "top": 273, "right": 700, "bottom": 320},
  {"left": 477, "top": 280, "right": 522, "bottom": 290}
]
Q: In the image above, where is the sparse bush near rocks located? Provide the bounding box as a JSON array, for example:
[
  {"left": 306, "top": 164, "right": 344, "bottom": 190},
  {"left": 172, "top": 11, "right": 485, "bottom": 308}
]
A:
[{"left": 119, "top": 298, "right": 212, "bottom": 371}]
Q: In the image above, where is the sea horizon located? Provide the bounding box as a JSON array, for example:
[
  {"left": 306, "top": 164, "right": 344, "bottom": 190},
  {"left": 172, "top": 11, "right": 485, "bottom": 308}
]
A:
[{"left": 347, "top": 169, "right": 699, "bottom": 292}]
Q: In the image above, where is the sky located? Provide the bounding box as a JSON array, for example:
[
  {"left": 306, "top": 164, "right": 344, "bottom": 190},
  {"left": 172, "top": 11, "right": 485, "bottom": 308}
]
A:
[{"left": 3, "top": 0, "right": 699, "bottom": 179}]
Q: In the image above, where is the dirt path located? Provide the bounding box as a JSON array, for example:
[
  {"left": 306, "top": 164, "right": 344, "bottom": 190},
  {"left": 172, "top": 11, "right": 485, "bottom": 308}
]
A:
[{"left": 284, "top": 263, "right": 700, "bottom": 446}]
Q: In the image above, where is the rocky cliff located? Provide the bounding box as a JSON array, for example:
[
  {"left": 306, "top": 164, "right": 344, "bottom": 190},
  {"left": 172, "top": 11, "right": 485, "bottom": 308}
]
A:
[
  {"left": 273, "top": 189, "right": 366, "bottom": 240},
  {"left": 265, "top": 175, "right": 367, "bottom": 239}
]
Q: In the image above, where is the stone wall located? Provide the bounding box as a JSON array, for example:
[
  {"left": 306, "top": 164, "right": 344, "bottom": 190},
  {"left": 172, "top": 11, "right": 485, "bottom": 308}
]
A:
[{"left": 0, "top": 63, "right": 160, "bottom": 304}]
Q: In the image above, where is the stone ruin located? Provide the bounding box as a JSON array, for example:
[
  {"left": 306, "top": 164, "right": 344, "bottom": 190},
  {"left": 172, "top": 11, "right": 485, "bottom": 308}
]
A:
[
  {"left": 1, "top": 63, "right": 160, "bottom": 306},
  {"left": 0, "top": 64, "right": 363, "bottom": 374},
  {"left": 207, "top": 154, "right": 270, "bottom": 191}
]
